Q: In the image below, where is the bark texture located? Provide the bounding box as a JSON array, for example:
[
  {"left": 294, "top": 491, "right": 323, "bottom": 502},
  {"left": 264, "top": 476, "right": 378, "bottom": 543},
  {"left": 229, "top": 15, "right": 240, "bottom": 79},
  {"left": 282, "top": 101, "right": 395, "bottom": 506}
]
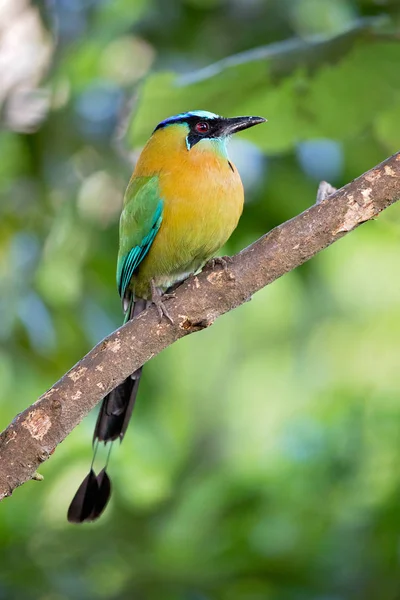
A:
[{"left": 1, "top": 151, "right": 399, "bottom": 500}]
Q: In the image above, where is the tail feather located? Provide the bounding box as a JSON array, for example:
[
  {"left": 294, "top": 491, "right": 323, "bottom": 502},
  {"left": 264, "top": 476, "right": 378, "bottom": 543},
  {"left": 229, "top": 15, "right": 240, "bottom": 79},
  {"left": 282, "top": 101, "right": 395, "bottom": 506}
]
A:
[
  {"left": 93, "top": 368, "right": 142, "bottom": 443},
  {"left": 67, "top": 468, "right": 112, "bottom": 524},
  {"left": 67, "top": 297, "right": 146, "bottom": 524},
  {"left": 88, "top": 468, "right": 112, "bottom": 521},
  {"left": 67, "top": 468, "right": 99, "bottom": 523}
]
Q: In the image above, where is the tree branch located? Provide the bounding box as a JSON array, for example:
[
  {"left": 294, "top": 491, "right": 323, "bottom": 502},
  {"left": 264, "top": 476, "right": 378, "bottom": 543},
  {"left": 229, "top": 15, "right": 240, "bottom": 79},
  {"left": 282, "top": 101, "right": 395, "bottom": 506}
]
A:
[
  {"left": 177, "top": 16, "right": 383, "bottom": 85},
  {"left": 1, "top": 151, "right": 400, "bottom": 501}
]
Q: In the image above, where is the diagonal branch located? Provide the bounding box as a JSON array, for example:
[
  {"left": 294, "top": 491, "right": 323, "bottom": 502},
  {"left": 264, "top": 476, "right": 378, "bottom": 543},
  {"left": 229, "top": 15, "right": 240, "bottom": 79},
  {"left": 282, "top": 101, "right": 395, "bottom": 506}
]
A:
[
  {"left": 177, "top": 16, "right": 382, "bottom": 86},
  {"left": 1, "top": 151, "right": 400, "bottom": 501}
]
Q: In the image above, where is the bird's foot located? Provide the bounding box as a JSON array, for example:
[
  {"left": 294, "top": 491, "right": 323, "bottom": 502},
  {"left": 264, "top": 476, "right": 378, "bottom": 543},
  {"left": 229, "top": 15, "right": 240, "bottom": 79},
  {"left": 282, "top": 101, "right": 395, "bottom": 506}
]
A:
[
  {"left": 154, "top": 297, "right": 175, "bottom": 324},
  {"left": 207, "top": 255, "right": 232, "bottom": 271},
  {"left": 150, "top": 280, "right": 175, "bottom": 325}
]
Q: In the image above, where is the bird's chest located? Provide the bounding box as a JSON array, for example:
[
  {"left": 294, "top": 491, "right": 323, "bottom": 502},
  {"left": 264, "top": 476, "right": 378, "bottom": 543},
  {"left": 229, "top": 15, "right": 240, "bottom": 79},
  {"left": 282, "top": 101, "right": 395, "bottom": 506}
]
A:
[
  {"left": 159, "top": 156, "right": 244, "bottom": 260},
  {"left": 133, "top": 147, "right": 245, "bottom": 294}
]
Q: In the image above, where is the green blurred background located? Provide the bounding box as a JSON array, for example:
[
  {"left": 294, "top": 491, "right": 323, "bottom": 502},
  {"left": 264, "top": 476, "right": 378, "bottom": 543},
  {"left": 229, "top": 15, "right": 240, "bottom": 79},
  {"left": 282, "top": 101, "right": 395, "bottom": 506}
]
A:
[{"left": 1, "top": 0, "right": 400, "bottom": 598}]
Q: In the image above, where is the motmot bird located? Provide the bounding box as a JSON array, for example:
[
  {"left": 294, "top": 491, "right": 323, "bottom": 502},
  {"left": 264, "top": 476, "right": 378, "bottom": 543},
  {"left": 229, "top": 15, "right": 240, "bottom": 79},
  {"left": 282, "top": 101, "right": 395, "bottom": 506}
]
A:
[{"left": 67, "top": 110, "right": 266, "bottom": 523}]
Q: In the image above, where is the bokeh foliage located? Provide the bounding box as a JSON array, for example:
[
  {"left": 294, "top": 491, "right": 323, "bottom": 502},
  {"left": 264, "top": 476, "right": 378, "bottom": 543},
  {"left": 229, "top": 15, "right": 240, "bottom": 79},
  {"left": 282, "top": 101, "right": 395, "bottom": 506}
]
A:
[{"left": 1, "top": 0, "right": 400, "bottom": 599}]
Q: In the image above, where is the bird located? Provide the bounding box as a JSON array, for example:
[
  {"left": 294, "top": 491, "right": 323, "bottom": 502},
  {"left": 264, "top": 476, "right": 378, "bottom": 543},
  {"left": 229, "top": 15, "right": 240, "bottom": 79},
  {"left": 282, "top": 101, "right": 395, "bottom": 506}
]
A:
[{"left": 67, "top": 110, "right": 266, "bottom": 523}]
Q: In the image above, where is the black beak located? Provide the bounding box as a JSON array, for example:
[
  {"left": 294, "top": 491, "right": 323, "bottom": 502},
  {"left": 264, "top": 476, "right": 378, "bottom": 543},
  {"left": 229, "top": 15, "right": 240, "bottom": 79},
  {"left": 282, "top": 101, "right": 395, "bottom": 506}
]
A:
[{"left": 221, "top": 115, "right": 266, "bottom": 136}]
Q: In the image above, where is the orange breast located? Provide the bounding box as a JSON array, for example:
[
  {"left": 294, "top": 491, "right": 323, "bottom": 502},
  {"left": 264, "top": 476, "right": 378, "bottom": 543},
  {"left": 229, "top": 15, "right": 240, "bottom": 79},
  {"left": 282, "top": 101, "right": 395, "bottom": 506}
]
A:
[{"left": 132, "top": 126, "right": 244, "bottom": 296}]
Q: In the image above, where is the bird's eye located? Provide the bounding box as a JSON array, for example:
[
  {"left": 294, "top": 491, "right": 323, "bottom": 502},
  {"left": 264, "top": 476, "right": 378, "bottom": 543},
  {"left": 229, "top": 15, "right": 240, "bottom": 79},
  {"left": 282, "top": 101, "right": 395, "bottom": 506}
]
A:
[{"left": 195, "top": 121, "right": 210, "bottom": 134}]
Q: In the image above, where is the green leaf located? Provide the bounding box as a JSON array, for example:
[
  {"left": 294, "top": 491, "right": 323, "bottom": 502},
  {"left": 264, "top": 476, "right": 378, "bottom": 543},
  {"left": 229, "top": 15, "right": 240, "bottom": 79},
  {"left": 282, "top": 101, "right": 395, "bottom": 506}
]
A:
[
  {"left": 127, "top": 23, "right": 395, "bottom": 153},
  {"left": 374, "top": 94, "right": 400, "bottom": 153},
  {"left": 306, "top": 41, "right": 400, "bottom": 139}
]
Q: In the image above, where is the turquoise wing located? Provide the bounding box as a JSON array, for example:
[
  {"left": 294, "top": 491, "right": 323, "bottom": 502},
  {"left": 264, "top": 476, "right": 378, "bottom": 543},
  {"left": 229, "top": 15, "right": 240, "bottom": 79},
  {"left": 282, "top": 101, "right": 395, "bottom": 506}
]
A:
[{"left": 116, "top": 176, "right": 163, "bottom": 301}]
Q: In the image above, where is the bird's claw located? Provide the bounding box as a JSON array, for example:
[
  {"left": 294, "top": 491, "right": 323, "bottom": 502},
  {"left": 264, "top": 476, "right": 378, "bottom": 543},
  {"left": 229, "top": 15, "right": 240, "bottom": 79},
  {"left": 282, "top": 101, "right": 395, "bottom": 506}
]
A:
[
  {"left": 154, "top": 299, "right": 174, "bottom": 325},
  {"left": 150, "top": 280, "right": 175, "bottom": 325},
  {"left": 162, "top": 292, "right": 176, "bottom": 302},
  {"left": 207, "top": 256, "right": 232, "bottom": 271}
]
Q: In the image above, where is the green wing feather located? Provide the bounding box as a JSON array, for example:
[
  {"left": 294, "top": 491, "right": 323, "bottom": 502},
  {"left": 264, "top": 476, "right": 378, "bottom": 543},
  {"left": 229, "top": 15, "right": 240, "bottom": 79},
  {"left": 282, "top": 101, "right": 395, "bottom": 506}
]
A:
[{"left": 117, "top": 176, "right": 163, "bottom": 303}]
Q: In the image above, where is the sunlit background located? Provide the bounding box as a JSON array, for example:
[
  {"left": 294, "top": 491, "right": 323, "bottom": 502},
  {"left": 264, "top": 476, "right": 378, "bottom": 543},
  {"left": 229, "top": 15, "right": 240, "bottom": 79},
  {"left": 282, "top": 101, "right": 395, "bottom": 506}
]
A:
[{"left": 1, "top": 0, "right": 400, "bottom": 598}]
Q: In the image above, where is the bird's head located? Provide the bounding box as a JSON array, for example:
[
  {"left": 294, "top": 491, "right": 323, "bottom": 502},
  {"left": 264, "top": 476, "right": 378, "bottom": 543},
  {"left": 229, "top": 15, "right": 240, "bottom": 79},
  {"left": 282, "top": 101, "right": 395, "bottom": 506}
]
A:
[{"left": 153, "top": 110, "right": 266, "bottom": 153}]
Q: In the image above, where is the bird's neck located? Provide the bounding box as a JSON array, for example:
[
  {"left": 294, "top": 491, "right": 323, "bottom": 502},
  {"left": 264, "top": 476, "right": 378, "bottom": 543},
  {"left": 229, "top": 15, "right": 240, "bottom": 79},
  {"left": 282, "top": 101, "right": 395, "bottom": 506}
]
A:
[{"left": 193, "top": 137, "right": 229, "bottom": 159}]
